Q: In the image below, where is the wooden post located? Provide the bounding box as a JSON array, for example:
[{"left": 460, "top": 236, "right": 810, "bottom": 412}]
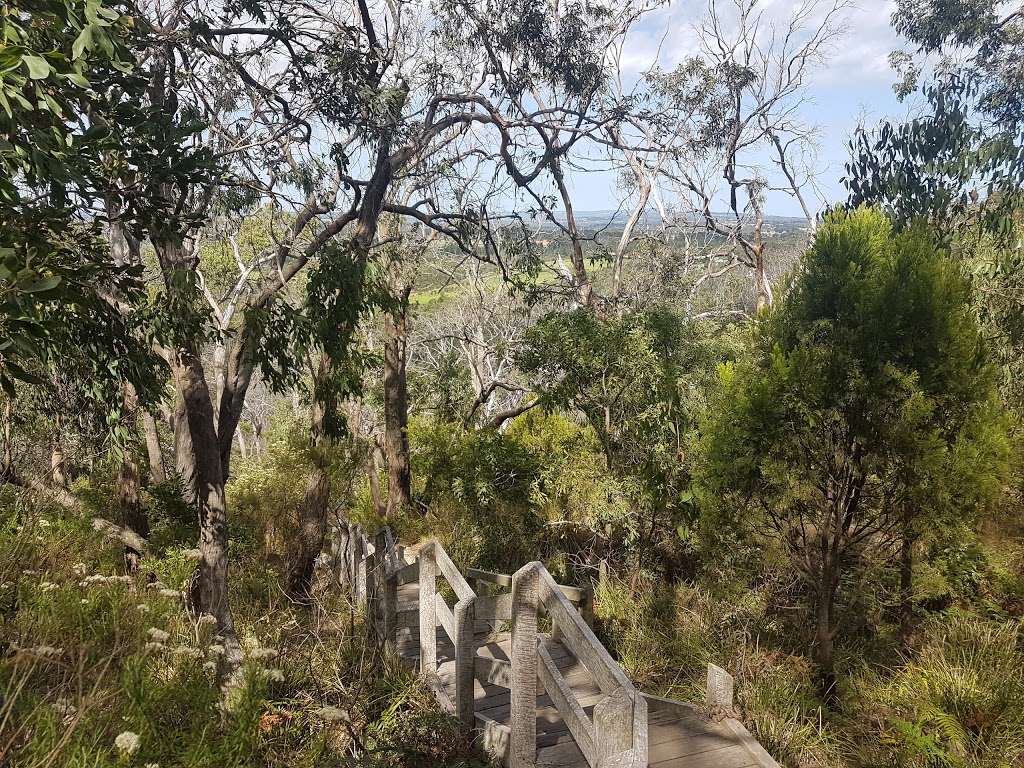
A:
[
  {"left": 454, "top": 596, "right": 476, "bottom": 735},
  {"left": 580, "top": 583, "right": 595, "bottom": 629},
  {"left": 593, "top": 687, "right": 647, "bottom": 768},
  {"left": 374, "top": 529, "right": 390, "bottom": 640},
  {"left": 510, "top": 563, "right": 539, "bottom": 768},
  {"left": 356, "top": 527, "right": 368, "bottom": 608},
  {"left": 419, "top": 543, "right": 437, "bottom": 675},
  {"left": 384, "top": 568, "right": 398, "bottom": 653},
  {"left": 707, "top": 663, "right": 734, "bottom": 709}
]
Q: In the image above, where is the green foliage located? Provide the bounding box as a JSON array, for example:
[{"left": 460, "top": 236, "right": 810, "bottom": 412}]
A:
[
  {"left": 700, "top": 207, "right": 1010, "bottom": 680},
  {"left": 879, "top": 618, "right": 1024, "bottom": 767}
]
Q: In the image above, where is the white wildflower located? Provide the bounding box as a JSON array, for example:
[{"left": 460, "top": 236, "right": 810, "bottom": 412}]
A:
[
  {"left": 114, "top": 731, "right": 140, "bottom": 756},
  {"left": 146, "top": 628, "right": 170, "bottom": 642},
  {"left": 174, "top": 646, "right": 202, "bottom": 659},
  {"left": 158, "top": 589, "right": 181, "bottom": 598},
  {"left": 38, "top": 519, "right": 51, "bottom": 527},
  {"left": 249, "top": 647, "right": 278, "bottom": 660},
  {"left": 202, "top": 661, "right": 217, "bottom": 672},
  {"left": 196, "top": 614, "right": 216, "bottom": 626},
  {"left": 137, "top": 603, "right": 150, "bottom": 613},
  {"left": 80, "top": 599, "right": 89, "bottom": 605},
  {"left": 0, "top": 582, "right": 11, "bottom": 589},
  {"left": 262, "top": 668, "right": 284, "bottom": 682},
  {"left": 22, "top": 569, "right": 39, "bottom": 575},
  {"left": 111, "top": 575, "right": 132, "bottom": 584},
  {"left": 208, "top": 644, "right": 225, "bottom": 656},
  {"left": 144, "top": 642, "right": 165, "bottom": 652},
  {"left": 241, "top": 636, "right": 259, "bottom": 650},
  {"left": 32, "top": 646, "right": 62, "bottom": 657},
  {"left": 73, "top": 563, "right": 87, "bottom": 576},
  {"left": 145, "top": 764, "right": 159, "bottom": 768},
  {"left": 40, "top": 582, "right": 58, "bottom": 593},
  {"left": 146, "top": 581, "right": 167, "bottom": 590},
  {"left": 315, "top": 706, "right": 348, "bottom": 722}
]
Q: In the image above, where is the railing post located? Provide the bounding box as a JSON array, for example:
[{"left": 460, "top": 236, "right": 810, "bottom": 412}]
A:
[
  {"left": 510, "top": 563, "right": 539, "bottom": 768},
  {"left": 580, "top": 583, "right": 595, "bottom": 629},
  {"left": 419, "top": 543, "right": 437, "bottom": 674},
  {"left": 355, "top": 525, "right": 368, "bottom": 607},
  {"left": 373, "top": 529, "right": 390, "bottom": 641},
  {"left": 454, "top": 596, "right": 476, "bottom": 735},
  {"left": 593, "top": 687, "right": 648, "bottom": 768},
  {"left": 707, "top": 663, "right": 734, "bottom": 709}
]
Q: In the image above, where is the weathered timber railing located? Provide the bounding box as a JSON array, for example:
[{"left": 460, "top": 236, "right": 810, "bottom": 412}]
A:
[
  {"left": 508, "top": 561, "right": 647, "bottom": 768},
  {"left": 329, "top": 527, "right": 775, "bottom": 768}
]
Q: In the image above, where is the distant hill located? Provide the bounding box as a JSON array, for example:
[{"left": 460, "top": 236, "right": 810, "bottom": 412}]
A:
[{"left": 533, "top": 210, "right": 812, "bottom": 236}]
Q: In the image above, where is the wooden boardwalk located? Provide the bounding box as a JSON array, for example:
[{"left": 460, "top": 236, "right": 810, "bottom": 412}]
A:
[
  {"left": 394, "top": 582, "right": 778, "bottom": 768},
  {"left": 333, "top": 526, "right": 781, "bottom": 768}
]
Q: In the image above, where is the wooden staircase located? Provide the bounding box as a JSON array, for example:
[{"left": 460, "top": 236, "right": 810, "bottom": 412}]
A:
[{"left": 331, "top": 525, "right": 782, "bottom": 768}]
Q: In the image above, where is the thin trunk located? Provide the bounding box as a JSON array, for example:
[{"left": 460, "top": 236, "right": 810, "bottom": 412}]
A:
[
  {"left": 236, "top": 428, "right": 248, "bottom": 461},
  {"left": 383, "top": 305, "right": 411, "bottom": 517},
  {"left": 1, "top": 399, "right": 11, "bottom": 479},
  {"left": 899, "top": 530, "right": 914, "bottom": 642},
  {"left": 171, "top": 351, "right": 243, "bottom": 677},
  {"left": 286, "top": 355, "right": 332, "bottom": 602},
  {"left": 814, "top": 575, "right": 837, "bottom": 702},
  {"left": 50, "top": 414, "right": 67, "bottom": 489},
  {"left": 754, "top": 208, "right": 768, "bottom": 312},
  {"left": 142, "top": 410, "right": 166, "bottom": 484},
  {"left": 117, "top": 448, "right": 145, "bottom": 574},
  {"left": 369, "top": 445, "right": 386, "bottom": 516},
  {"left": 552, "top": 160, "right": 593, "bottom": 308},
  {"left": 119, "top": 384, "right": 147, "bottom": 574}
]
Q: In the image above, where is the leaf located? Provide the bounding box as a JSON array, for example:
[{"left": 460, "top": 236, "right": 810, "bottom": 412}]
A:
[
  {"left": 24, "top": 276, "right": 62, "bottom": 293},
  {"left": 23, "top": 56, "right": 51, "bottom": 80},
  {"left": 65, "top": 72, "right": 91, "bottom": 88},
  {"left": 72, "top": 25, "right": 95, "bottom": 60}
]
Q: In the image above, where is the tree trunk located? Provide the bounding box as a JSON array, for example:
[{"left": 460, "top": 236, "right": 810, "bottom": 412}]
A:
[
  {"left": 286, "top": 355, "right": 332, "bottom": 602},
  {"left": 50, "top": 413, "right": 68, "bottom": 489},
  {"left": 1, "top": 399, "right": 11, "bottom": 479},
  {"left": 369, "top": 445, "right": 386, "bottom": 516},
  {"left": 118, "top": 384, "right": 148, "bottom": 573},
  {"left": 171, "top": 352, "right": 243, "bottom": 676},
  {"left": 814, "top": 577, "right": 837, "bottom": 703},
  {"left": 754, "top": 207, "right": 769, "bottom": 312},
  {"left": 899, "top": 530, "right": 915, "bottom": 642},
  {"left": 142, "top": 410, "right": 166, "bottom": 484},
  {"left": 117, "top": 447, "right": 146, "bottom": 574},
  {"left": 383, "top": 305, "right": 411, "bottom": 517}
]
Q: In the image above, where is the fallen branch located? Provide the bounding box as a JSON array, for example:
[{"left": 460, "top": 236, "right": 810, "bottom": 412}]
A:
[
  {"left": 91, "top": 518, "right": 148, "bottom": 554},
  {"left": 2, "top": 470, "right": 82, "bottom": 512}
]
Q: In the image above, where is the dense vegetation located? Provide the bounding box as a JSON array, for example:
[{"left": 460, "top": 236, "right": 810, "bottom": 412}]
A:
[{"left": 2, "top": 0, "right": 1024, "bottom": 766}]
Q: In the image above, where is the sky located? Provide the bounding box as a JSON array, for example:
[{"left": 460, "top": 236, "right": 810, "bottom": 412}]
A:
[{"left": 565, "top": 0, "right": 914, "bottom": 218}]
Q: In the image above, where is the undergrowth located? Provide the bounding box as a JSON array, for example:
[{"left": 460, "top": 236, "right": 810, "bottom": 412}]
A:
[{"left": 0, "top": 488, "right": 495, "bottom": 768}]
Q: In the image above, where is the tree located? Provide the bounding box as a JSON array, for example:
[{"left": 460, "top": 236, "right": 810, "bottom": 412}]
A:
[
  {"left": 891, "top": 0, "right": 1023, "bottom": 129},
  {"left": 700, "top": 207, "right": 1008, "bottom": 698},
  {"left": 625, "top": 0, "right": 849, "bottom": 314}
]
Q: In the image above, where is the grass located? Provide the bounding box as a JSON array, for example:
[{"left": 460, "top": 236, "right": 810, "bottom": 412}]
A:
[{"left": 0, "top": 489, "right": 496, "bottom": 768}]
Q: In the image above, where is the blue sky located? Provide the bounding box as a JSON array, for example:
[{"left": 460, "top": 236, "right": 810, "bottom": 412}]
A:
[{"left": 565, "top": 0, "right": 913, "bottom": 217}]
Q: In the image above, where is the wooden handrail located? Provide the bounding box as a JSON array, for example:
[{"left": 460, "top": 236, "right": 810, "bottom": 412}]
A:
[
  {"left": 510, "top": 562, "right": 647, "bottom": 768},
  {"left": 332, "top": 528, "right": 769, "bottom": 768}
]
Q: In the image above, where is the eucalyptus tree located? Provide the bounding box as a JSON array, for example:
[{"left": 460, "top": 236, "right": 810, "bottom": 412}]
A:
[{"left": 623, "top": 0, "right": 849, "bottom": 313}]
